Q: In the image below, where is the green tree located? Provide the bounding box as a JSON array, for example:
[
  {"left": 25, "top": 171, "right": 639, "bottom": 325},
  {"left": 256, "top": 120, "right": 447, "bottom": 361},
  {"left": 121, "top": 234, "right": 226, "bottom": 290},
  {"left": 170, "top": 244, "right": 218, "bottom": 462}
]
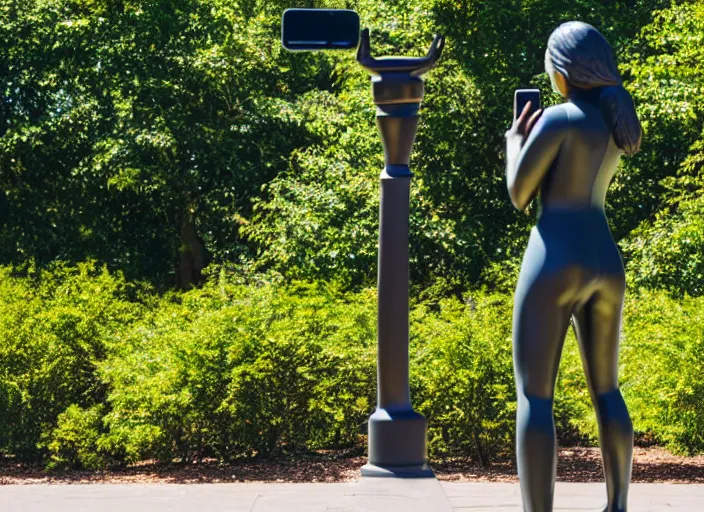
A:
[
  {"left": 0, "top": 0, "right": 331, "bottom": 287},
  {"left": 620, "top": 2, "right": 704, "bottom": 296}
]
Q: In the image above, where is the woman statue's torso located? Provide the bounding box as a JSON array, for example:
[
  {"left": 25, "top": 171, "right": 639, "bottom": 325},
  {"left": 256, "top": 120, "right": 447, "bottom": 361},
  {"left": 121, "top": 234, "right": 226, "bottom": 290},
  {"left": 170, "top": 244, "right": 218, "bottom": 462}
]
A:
[{"left": 519, "top": 89, "right": 626, "bottom": 309}]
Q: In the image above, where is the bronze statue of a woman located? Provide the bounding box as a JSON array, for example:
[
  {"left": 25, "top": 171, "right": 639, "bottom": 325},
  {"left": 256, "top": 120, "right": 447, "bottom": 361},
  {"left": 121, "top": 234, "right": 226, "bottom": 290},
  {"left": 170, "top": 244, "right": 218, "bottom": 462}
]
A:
[{"left": 505, "top": 22, "right": 642, "bottom": 512}]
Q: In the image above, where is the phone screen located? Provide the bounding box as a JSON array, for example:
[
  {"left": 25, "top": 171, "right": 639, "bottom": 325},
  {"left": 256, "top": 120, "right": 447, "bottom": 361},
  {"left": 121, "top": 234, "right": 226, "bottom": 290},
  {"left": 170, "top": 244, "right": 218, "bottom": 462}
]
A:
[
  {"left": 514, "top": 89, "right": 541, "bottom": 120},
  {"left": 282, "top": 9, "right": 360, "bottom": 51}
]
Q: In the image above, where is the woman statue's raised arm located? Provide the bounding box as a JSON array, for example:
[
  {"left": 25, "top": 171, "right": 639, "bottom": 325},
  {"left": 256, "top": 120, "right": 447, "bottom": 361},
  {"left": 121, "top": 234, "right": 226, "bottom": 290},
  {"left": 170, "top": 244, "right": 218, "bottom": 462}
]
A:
[{"left": 505, "top": 103, "right": 569, "bottom": 211}]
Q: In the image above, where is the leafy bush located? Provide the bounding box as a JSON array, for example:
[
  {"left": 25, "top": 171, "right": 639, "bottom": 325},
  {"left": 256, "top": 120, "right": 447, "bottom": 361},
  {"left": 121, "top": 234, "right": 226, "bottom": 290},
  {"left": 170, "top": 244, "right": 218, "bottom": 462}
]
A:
[
  {"left": 411, "top": 294, "right": 516, "bottom": 465},
  {"left": 622, "top": 137, "right": 704, "bottom": 297},
  {"left": 620, "top": 289, "right": 704, "bottom": 455},
  {"left": 553, "top": 329, "right": 598, "bottom": 444},
  {"left": 46, "top": 404, "right": 107, "bottom": 470},
  {"left": 610, "top": 1, "right": 704, "bottom": 239},
  {"left": 3, "top": 263, "right": 704, "bottom": 468},
  {"left": 98, "top": 277, "right": 377, "bottom": 462},
  {"left": 0, "top": 262, "right": 144, "bottom": 459}
]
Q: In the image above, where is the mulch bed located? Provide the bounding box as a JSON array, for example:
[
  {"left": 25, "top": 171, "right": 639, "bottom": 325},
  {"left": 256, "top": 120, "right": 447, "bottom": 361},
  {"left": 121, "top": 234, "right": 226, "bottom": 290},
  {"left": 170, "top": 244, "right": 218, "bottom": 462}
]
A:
[
  {"left": 435, "top": 447, "right": 704, "bottom": 483},
  {"left": 1, "top": 447, "right": 703, "bottom": 485}
]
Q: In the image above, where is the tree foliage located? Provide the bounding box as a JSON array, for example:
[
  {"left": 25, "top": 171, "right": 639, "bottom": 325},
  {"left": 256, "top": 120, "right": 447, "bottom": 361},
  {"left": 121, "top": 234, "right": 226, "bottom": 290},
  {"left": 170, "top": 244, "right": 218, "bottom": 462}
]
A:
[
  {"left": 1, "top": 0, "right": 330, "bottom": 286},
  {"left": 620, "top": 2, "right": 704, "bottom": 296},
  {"left": 2, "top": 0, "right": 703, "bottom": 292}
]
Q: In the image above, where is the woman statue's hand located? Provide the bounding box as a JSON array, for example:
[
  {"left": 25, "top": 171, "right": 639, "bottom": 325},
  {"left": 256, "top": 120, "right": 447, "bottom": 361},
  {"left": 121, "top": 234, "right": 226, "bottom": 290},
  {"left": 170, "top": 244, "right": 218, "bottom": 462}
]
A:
[{"left": 506, "top": 102, "right": 543, "bottom": 146}]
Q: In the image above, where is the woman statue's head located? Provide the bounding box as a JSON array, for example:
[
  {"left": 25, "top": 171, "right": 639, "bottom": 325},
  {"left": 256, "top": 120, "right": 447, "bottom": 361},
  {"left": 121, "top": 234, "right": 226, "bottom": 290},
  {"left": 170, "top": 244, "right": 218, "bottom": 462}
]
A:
[{"left": 545, "top": 21, "right": 642, "bottom": 155}]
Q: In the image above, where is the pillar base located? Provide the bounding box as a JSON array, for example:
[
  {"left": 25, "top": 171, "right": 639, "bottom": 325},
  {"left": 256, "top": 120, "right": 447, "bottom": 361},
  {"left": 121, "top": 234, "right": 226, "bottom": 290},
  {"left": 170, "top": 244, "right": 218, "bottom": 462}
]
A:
[
  {"left": 364, "top": 407, "right": 432, "bottom": 477},
  {"left": 360, "top": 462, "right": 435, "bottom": 478}
]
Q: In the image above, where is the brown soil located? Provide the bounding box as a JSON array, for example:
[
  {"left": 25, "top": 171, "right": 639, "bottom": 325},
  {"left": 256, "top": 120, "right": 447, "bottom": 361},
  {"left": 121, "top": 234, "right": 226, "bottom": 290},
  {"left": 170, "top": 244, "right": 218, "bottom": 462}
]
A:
[
  {"left": 435, "top": 447, "right": 704, "bottom": 483},
  {"left": 1, "top": 447, "right": 702, "bottom": 485}
]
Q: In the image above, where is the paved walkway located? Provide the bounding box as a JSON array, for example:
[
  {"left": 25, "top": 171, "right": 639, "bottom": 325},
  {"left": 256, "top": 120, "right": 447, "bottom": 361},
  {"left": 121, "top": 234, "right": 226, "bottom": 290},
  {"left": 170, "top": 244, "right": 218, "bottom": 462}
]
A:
[{"left": 1, "top": 479, "right": 703, "bottom": 511}]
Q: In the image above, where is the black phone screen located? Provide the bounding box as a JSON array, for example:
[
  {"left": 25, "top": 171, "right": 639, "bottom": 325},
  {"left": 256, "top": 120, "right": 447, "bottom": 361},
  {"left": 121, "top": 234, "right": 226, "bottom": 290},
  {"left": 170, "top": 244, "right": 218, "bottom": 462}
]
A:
[
  {"left": 514, "top": 89, "right": 541, "bottom": 120},
  {"left": 282, "top": 9, "right": 360, "bottom": 51}
]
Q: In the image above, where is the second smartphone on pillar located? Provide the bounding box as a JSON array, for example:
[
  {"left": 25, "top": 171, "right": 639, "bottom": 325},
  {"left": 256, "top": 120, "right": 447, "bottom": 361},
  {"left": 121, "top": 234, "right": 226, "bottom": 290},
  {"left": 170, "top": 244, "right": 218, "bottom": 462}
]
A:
[
  {"left": 281, "top": 9, "right": 360, "bottom": 51},
  {"left": 514, "top": 89, "right": 541, "bottom": 119}
]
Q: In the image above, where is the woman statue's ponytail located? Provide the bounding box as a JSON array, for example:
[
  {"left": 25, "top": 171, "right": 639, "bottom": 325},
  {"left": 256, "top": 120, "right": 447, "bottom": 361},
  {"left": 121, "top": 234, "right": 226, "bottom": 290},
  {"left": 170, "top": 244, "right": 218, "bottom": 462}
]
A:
[
  {"left": 599, "top": 84, "right": 642, "bottom": 155},
  {"left": 547, "top": 22, "right": 642, "bottom": 155}
]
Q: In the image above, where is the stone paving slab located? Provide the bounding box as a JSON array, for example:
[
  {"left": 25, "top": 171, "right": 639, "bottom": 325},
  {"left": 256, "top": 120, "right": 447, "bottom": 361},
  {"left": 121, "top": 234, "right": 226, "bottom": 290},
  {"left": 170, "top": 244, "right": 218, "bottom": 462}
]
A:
[
  {"left": 0, "top": 479, "right": 703, "bottom": 511},
  {"left": 0, "top": 478, "right": 452, "bottom": 512},
  {"left": 443, "top": 482, "right": 704, "bottom": 511},
  {"left": 253, "top": 477, "right": 451, "bottom": 512},
  {"left": 0, "top": 483, "right": 259, "bottom": 512}
]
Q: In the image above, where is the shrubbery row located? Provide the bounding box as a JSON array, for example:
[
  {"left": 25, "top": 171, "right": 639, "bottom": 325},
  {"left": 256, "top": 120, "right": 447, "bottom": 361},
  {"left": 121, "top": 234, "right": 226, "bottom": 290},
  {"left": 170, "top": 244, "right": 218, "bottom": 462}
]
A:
[{"left": 1, "top": 262, "right": 703, "bottom": 469}]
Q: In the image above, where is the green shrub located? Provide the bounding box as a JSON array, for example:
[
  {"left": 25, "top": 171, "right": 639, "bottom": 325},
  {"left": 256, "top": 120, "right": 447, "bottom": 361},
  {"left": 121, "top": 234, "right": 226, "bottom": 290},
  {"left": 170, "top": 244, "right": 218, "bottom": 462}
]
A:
[
  {"left": 3, "top": 262, "right": 704, "bottom": 468},
  {"left": 0, "top": 270, "right": 38, "bottom": 456},
  {"left": 547, "top": 288, "right": 704, "bottom": 455},
  {"left": 620, "top": 289, "right": 704, "bottom": 455},
  {"left": 97, "top": 277, "right": 593, "bottom": 467},
  {"left": 0, "top": 262, "right": 144, "bottom": 459},
  {"left": 99, "top": 278, "right": 377, "bottom": 462},
  {"left": 45, "top": 404, "right": 107, "bottom": 470},
  {"left": 553, "top": 329, "right": 598, "bottom": 444},
  {"left": 411, "top": 294, "right": 516, "bottom": 465}
]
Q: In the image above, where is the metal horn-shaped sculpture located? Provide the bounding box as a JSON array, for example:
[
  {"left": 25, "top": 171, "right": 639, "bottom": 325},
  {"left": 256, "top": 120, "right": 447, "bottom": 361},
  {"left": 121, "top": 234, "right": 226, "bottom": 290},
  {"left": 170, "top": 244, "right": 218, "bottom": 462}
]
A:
[
  {"left": 357, "top": 28, "right": 444, "bottom": 478},
  {"left": 356, "top": 28, "right": 445, "bottom": 76}
]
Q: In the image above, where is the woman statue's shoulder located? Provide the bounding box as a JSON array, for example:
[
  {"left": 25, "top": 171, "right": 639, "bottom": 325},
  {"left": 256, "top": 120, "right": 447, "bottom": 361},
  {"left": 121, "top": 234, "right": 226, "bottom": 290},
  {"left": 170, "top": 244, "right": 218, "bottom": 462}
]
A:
[{"left": 537, "top": 104, "right": 571, "bottom": 132}]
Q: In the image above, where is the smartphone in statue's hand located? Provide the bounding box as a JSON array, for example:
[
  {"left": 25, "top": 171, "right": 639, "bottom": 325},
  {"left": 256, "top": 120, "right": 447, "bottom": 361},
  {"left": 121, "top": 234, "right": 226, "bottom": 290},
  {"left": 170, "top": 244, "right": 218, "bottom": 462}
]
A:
[{"left": 514, "top": 89, "right": 541, "bottom": 120}]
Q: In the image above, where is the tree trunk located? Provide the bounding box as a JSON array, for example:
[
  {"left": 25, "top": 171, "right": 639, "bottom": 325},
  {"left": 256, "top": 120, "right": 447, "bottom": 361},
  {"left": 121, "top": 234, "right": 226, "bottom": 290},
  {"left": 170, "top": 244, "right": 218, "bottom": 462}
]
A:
[{"left": 177, "top": 210, "right": 207, "bottom": 289}]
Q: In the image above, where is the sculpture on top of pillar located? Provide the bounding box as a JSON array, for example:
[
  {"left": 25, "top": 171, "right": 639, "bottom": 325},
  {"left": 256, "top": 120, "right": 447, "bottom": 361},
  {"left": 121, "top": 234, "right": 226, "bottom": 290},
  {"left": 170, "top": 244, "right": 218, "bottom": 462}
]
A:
[
  {"left": 506, "top": 21, "right": 642, "bottom": 511},
  {"left": 356, "top": 28, "right": 444, "bottom": 478}
]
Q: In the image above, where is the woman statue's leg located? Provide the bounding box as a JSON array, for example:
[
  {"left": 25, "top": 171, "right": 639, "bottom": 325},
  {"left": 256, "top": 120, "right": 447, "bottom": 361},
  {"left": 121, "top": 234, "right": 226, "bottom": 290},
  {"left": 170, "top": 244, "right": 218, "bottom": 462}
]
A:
[
  {"left": 572, "top": 277, "right": 633, "bottom": 512},
  {"left": 513, "top": 273, "right": 574, "bottom": 512}
]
